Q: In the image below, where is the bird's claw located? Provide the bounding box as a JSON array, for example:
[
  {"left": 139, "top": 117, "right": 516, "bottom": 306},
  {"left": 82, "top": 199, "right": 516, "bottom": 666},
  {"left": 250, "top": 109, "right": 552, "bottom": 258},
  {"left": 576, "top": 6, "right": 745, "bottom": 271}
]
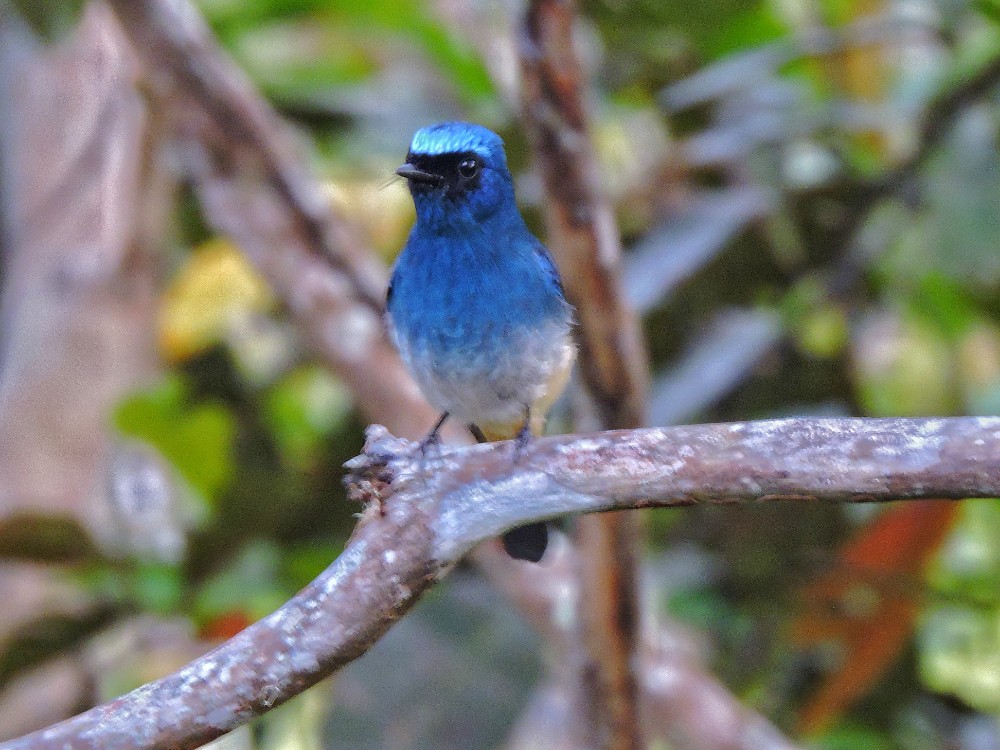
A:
[
  {"left": 513, "top": 420, "right": 532, "bottom": 464},
  {"left": 416, "top": 429, "right": 443, "bottom": 457}
]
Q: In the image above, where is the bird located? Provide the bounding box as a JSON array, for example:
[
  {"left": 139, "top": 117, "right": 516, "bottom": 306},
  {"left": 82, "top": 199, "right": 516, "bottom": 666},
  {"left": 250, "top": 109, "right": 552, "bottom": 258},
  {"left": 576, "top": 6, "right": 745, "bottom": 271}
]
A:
[{"left": 386, "top": 121, "right": 576, "bottom": 562}]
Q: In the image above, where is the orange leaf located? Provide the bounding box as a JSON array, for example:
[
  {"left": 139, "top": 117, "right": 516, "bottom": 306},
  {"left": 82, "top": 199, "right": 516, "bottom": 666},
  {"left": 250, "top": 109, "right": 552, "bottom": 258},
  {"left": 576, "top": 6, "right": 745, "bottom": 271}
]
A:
[
  {"left": 792, "top": 500, "right": 959, "bottom": 734},
  {"left": 199, "top": 610, "right": 254, "bottom": 641}
]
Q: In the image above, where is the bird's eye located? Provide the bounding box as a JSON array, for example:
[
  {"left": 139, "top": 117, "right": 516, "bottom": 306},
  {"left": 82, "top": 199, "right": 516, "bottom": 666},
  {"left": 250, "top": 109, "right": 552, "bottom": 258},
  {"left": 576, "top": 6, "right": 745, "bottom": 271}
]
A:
[{"left": 458, "top": 158, "right": 480, "bottom": 179}]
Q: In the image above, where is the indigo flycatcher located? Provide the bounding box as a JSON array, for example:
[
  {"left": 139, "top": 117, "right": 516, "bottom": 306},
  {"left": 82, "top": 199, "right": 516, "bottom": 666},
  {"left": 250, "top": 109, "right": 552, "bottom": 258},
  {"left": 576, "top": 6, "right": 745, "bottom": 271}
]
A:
[{"left": 387, "top": 122, "right": 575, "bottom": 562}]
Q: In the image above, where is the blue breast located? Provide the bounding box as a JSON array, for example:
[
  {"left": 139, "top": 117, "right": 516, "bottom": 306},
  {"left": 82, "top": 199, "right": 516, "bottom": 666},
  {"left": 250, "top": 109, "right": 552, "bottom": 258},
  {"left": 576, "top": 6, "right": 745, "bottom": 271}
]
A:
[{"left": 389, "top": 220, "right": 567, "bottom": 364}]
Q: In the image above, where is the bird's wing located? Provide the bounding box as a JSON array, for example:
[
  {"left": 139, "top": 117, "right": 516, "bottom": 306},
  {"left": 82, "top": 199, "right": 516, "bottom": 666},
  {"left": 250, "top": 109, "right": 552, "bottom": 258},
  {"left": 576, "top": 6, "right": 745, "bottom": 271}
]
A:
[{"left": 529, "top": 237, "right": 566, "bottom": 297}]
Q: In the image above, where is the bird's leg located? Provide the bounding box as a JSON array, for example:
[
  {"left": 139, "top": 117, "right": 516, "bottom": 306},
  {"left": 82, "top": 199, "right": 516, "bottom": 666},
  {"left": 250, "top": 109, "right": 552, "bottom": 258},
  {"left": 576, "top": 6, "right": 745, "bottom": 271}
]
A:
[
  {"left": 468, "top": 423, "right": 488, "bottom": 444},
  {"left": 502, "top": 405, "right": 549, "bottom": 560},
  {"left": 417, "top": 412, "right": 449, "bottom": 456},
  {"left": 513, "top": 405, "right": 532, "bottom": 463}
]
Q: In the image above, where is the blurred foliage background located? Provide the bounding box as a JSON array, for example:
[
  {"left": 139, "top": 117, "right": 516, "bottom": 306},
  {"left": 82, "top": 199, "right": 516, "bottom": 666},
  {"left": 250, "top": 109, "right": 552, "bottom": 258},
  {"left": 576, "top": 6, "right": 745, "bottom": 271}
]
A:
[{"left": 3, "top": 0, "right": 1000, "bottom": 747}]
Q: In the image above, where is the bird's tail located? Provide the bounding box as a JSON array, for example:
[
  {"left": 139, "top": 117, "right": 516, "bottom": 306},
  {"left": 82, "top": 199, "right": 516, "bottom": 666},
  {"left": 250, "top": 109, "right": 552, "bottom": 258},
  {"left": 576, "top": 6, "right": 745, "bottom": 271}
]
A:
[
  {"left": 475, "top": 351, "right": 576, "bottom": 562},
  {"left": 501, "top": 522, "right": 548, "bottom": 562},
  {"left": 472, "top": 419, "right": 549, "bottom": 563}
]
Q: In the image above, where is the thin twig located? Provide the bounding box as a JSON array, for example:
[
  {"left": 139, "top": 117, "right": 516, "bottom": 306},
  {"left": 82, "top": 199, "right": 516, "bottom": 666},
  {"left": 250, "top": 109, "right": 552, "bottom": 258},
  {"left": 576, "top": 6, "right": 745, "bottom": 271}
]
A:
[
  {"left": 877, "top": 51, "right": 1000, "bottom": 196},
  {"left": 519, "top": 0, "right": 647, "bottom": 430},
  {"left": 105, "top": 0, "right": 387, "bottom": 313},
  {"left": 5, "top": 416, "right": 1000, "bottom": 749}
]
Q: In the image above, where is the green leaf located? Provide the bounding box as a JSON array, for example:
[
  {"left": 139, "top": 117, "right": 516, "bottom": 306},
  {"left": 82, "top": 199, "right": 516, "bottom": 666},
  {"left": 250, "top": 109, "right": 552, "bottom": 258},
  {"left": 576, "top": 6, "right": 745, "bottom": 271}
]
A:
[
  {"left": 815, "top": 723, "right": 893, "bottom": 750},
  {"left": 114, "top": 375, "right": 236, "bottom": 503},
  {"left": 72, "top": 560, "right": 184, "bottom": 615},
  {"left": 265, "top": 365, "right": 350, "bottom": 470},
  {"left": 194, "top": 541, "right": 287, "bottom": 623},
  {"left": 852, "top": 312, "right": 959, "bottom": 417},
  {"left": 132, "top": 561, "right": 185, "bottom": 614},
  {"left": 704, "top": 2, "right": 786, "bottom": 58},
  {"left": 10, "top": 0, "right": 85, "bottom": 41},
  {"left": 919, "top": 603, "right": 1000, "bottom": 713},
  {"left": 322, "top": 0, "right": 494, "bottom": 102},
  {"left": 200, "top": 0, "right": 494, "bottom": 108},
  {"left": 930, "top": 499, "right": 1000, "bottom": 604},
  {"left": 918, "top": 499, "right": 1000, "bottom": 712},
  {"left": 908, "top": 111, "right": 1000, "bottom": 289},
  {"left": 284, "top": 541, "right": 343, "bottom": 589},
  {"left": 908, "top": 273, "right": 980, "bottom": 340}
]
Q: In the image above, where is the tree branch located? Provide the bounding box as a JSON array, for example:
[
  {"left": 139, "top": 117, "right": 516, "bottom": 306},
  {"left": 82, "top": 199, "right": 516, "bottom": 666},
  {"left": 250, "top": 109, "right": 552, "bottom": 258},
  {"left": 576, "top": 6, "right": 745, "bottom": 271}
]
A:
[
  {"left": 518, "top": 2, "right": 649, "bottom": 746},
  {"left": 104, "top": 0, "right": 445, "bottom": 441},
  {"left": 876, "top": 50, "right": 1000, "bottom": 197},
  {"left": 519, "top": 0, "right": 648, "bottom": 431},
  {"left": 6, "top": 416, "right": 998, "bottom": 749},
  {"left": 104, "top": 0, "right": 387, "bottom": 314},
  {"left": 94, "top": 3, "right": 782, "bottom": 748}
]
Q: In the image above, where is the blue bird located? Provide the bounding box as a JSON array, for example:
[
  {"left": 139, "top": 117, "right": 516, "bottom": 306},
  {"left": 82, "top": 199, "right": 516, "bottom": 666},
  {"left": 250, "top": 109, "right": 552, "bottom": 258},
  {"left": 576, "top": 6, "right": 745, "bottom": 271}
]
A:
[{"left": 387, "top": 122, "right": 576, "bottom": 562}]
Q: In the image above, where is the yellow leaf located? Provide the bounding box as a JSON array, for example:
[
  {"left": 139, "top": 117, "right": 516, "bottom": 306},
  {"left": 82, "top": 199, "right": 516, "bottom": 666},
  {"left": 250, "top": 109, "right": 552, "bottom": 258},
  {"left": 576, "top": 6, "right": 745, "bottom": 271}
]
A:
[
  {"left": 324, "top": 175, "right": 414, "bottom": 259},
  {"left": 158, "top": 239, "right": 273, "bottom": 362}
]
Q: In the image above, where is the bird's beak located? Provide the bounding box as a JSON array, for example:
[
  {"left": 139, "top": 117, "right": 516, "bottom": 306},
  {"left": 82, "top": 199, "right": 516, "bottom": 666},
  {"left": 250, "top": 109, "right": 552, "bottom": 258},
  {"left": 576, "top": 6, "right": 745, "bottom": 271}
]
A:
[{"left": 396, "top": 163, "right": 443, "bottom": 185}]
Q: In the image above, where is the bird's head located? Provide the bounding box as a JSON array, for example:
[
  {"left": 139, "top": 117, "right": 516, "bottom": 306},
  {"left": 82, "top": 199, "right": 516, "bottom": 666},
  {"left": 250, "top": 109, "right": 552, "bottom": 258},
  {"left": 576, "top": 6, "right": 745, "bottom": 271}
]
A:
[{"left": 396, "top": 122, "right": 516, "bottom": 225}]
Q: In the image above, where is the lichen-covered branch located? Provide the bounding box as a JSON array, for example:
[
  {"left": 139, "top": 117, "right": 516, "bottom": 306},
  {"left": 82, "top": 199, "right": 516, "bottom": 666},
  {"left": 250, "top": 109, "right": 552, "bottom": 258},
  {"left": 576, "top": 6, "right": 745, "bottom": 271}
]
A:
[{"left": 6, "top": 416, "right": 998, "bottom": 749}]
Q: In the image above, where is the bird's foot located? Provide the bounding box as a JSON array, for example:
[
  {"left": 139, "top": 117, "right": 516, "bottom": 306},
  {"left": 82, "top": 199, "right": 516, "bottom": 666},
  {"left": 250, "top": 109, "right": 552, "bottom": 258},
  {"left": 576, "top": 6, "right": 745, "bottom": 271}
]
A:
[
  {"left": 416, "top": 428, "right": 442, "bottom": 457},
  {"left": 410, "top": 412, "right": 451, "bottom": 480},
  {"left": 411, "top": 412, "right": 449, "bottom": 463},
  {"left": 415, "top": 436, "right": 443, "bottom": 477},
  {"left": 512, "top": 420, "right": 532, "bottom": 464}
]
